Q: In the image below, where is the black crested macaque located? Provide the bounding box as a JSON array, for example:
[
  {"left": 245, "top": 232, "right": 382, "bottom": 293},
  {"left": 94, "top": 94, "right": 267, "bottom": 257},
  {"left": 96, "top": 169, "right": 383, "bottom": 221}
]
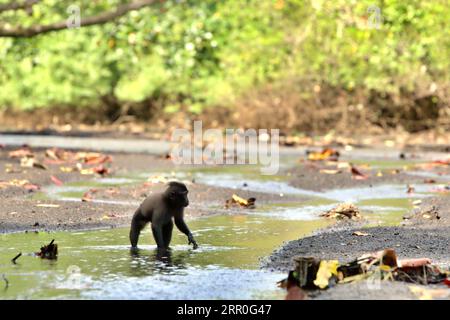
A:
[{"left": 130, "top": 181, "right": 198, "bottom": 254}]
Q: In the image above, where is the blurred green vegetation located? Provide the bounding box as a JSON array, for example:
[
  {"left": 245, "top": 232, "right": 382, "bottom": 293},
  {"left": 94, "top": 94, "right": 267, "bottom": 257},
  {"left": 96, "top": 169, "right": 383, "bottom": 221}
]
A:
[{"left": 0, "top": 0, "right": 449, "bottom": 127}]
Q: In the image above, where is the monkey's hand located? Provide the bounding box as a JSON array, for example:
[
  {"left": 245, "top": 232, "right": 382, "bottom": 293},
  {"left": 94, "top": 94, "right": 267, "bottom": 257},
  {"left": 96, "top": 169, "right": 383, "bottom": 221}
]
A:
[{"left": 188, "top": 234, "right": 198, "bottom": 250}]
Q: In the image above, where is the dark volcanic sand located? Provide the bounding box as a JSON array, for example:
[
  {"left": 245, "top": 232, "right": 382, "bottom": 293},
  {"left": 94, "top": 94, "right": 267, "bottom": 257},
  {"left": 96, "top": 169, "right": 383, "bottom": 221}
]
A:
[
  {"left": 262, "top": 195, "right": 450, "bottom": 300},
  {"left": 262, "top": 225, "right": 450, "bottom": 272}
]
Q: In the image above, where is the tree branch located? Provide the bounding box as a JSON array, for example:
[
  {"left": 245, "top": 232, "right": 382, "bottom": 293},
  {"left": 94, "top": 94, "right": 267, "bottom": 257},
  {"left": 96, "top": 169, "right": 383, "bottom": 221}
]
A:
[
  {"left": 0, "top": 0, "right": 157, "bottom": 37},
  {"left": 0, "top": 0, "right": 40, "bottom": 14}
]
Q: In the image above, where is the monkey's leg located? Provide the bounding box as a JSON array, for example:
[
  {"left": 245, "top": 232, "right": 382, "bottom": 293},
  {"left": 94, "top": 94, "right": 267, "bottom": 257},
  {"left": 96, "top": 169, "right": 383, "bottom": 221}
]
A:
[
  {"left": 151, "top": 225, "right": 166, "bottom": 250},
  {"left": 162, "top": 221, "right": 174, "bottom": 249},
  {"left": 130, "top": 210, "right": 147, "bottom": 248}
]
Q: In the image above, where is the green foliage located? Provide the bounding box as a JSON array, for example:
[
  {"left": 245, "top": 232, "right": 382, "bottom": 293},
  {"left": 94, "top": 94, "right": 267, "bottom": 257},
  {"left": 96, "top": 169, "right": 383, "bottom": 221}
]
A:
[{"left": 0, "top": 0, "right": 449, "bottom": 113}]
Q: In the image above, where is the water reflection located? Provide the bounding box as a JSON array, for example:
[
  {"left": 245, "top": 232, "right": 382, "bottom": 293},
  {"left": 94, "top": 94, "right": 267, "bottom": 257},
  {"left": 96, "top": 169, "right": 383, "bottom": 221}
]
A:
[{"left": 0, "top": 215, "right": 327, "bottom": 299}]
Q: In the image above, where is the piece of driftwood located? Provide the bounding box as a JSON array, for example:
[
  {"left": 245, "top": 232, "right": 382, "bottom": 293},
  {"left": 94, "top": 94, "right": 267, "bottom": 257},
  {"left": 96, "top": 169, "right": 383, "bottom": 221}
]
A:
[
  {"left": 293, "top": 256, "right": 321, "bottom": 288},
  {"left": 11, "top": 252, "right": 22, "bottom": 264}
]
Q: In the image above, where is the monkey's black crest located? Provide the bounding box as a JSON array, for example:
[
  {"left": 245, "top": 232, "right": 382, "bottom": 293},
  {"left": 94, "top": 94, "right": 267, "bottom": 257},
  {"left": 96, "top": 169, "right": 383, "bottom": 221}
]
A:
[{"left": 129, "top": 181, "right": 198, "bottom": 254}]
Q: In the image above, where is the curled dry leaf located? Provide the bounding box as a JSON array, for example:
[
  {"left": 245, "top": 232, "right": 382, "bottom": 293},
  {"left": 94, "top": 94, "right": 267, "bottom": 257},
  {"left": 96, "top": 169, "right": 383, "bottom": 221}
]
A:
[
  {"left": 81, "top": 189, "right": 98, "bottom": 202},
  {"left": 93, "top": 165, "right": 110, "bottom": 176},
  {"left": 307, "top": 148, "right": 340, "bottom": 161},
  {"left": 350, "top": 164, "right": 369, "bottom": 180},
  {"left": 9, "top": 147, "right": 33, "bottom": 158},
  {"left": 321, "top": 203, "right": 362, "bottom": 220},
  {"left": 320, "top": 169, "right": 341, "bottom": 175},
  {"left": 84, "top": 154, "right": 113, "bottom": 165},
  {"left": 50, "top": 175, "right": 64, "bottom": 186},
  {"left": 45, "top": 148, "right": 74, "bottom": 162},
  {"left": 225, "top": 194, "right": 256, "bottom": 209},
  {"left": 21, "top": 157, "right": 47, "bottom": 169},
  {"left": 0, "top": 179, "right": 40, "bottom": 191}
]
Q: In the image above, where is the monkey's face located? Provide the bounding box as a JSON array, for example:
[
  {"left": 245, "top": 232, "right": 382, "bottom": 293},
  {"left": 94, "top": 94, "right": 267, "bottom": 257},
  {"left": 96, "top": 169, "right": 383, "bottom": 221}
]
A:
[{"left": 169, "top": 190, "right": 189, "bottom": 207}]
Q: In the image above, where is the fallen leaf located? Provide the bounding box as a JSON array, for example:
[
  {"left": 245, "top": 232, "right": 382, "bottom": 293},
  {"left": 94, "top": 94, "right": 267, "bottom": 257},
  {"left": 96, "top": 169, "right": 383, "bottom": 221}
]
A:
[
  {"left": 93, "top": 165, "right": 110, "bottom": 176},
  {"left": 84, "top": 154, "right": 112, "bottom": 165},
  {"left": 225, "top": 194, "right": 256, "bottom": 209},
  {"left": 19, "top": 155, "right": 48, "bottom": 170},
  {"left": 50, "top": 175, "right": 64, "bottom": 186},
  {"left": 23, "top": 183, "right": 40, "bottom": 191},
  {"left": 81, "top": 189, "right": 97, "bottom": 202},
  {"left": 60, "top": 166, "right": 77, "bottom": 173},
  {"left": 320, "top": 169, "right": 341, "bottom": 175},
  {"left": 352, "top": 231, "right": 370, "bottom": 237},
  {"left": 9, "top": 147, "right": 33, "bottom": 158},
  {"left": 3, "top": 179, "right": 40, "bottom": 191},
  {"left": 321, "top": 203, "right": 362, "bottom": 220},
  {"left": 45, "top": 148, "right": 74, "bottom": 161},
  {"left": 313, "top": 260, "right": 340, "bottom": 289},
  {"left": 307, "top": 148, "right": 340, "bottom": 161},
  {"left": 337, "top": 162, "right": 350, "bottom": 169},
  {"left": 350, "top": 164, "right": 369, "bottom": 180}
]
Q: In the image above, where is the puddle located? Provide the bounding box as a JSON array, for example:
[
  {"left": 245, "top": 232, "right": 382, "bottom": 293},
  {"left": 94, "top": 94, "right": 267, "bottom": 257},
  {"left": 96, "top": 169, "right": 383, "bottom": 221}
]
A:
[
  {"left": 0, "top": 215, "right": 328, "bottom": 299},
  {"left": 11, "top": 159, "right": 442, "bottom": 299}
]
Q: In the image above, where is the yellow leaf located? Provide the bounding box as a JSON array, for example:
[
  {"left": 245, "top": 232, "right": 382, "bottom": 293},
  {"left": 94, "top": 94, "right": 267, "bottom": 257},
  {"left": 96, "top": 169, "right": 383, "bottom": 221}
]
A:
[
  {"left": 313, "top": 260, "right": 339, "bottom": 289},
  {"left": 232, "top": 194, "right": 249, "bottom": 206}
]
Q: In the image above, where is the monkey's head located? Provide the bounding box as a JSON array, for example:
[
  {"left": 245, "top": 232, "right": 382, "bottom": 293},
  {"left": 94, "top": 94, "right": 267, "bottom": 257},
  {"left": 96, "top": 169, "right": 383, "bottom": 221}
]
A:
[{"left": 164, "top": 181, "right": 189, "bottom": 207}]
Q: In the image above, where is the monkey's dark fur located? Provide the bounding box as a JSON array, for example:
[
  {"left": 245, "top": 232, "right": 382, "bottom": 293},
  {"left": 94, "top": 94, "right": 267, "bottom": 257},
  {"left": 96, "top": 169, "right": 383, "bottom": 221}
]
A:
[{"left": 130, "top": 181, "right": 198, "bottom": 253}]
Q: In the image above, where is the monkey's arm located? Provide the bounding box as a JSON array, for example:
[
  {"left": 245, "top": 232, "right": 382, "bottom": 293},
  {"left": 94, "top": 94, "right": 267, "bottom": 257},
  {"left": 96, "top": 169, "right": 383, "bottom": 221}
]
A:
[
  {"left": 129, "top": 208, "right": 148, "bottom": 248},
  {"left": 174, "top": 216, "right": 198, "bottom": 249}
]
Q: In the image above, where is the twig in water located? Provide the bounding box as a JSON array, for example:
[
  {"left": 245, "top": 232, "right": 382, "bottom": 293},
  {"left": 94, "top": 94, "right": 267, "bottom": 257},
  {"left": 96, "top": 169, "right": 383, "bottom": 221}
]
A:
[
  {"left": 11, "top": 252, "right": 22, "bottom": 264},
  {"left": 2, "top": 274, "right": 9, "bottom": 290}
]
